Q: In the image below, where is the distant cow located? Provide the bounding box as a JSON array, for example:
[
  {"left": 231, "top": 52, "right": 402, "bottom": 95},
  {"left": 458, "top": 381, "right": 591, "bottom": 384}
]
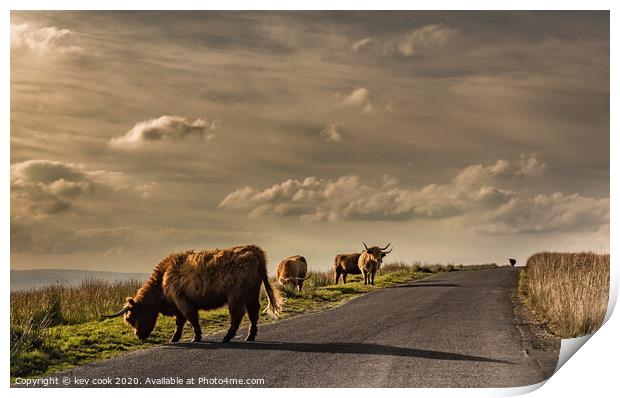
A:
[
  {"left": 333, "top": 252, "right": 363, "bottom": 284},
  {"left": 105, "top": 245, "right": 282, "bottom": 343},
  {"left": 277, "top": 255, "right": 308, "bottom": 292},
  {"left": 358, "top": 243, "right": 392, "bottom": 285},
  {"left": 509, "top": 258, "right": 516, "bottom": 267}
]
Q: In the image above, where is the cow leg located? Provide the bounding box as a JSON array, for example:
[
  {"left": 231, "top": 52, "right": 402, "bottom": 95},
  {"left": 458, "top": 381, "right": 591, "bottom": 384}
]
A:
[
  {"left": 245, "top": 296, "right": 260, "bottom": 342},
  {"left": 169, "top": 315, "right": 187, "bottom": 343},
  {"left": 222, "top": 300, "right": 245, "bottom": 343},
  {"left": 334, "top": 270, "right": 341, "bottom": 284},
  {"left": 371, "top": 271, "right": 376, "bottom": 285},
  {"left": 342, "top": 272, "right": 348, "bottom": 284},
  {"left": 298, "top": 280, "right": 304, "bottom": 292},
  {"left": 175, "top": 298, "right": 202, "bottom": 342},
  {"left": 187, "top": 311, "right": 202, "bottom": 342}
]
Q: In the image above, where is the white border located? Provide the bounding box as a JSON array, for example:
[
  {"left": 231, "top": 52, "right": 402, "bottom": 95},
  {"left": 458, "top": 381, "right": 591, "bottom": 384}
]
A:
[{"left": 3, "top": 2, "right": 616, "bottom": 397}]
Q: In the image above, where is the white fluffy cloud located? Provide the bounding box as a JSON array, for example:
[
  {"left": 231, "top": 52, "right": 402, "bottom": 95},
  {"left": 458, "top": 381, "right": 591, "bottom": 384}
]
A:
[
  {"left": 352, "top": 37, "right": 373, "bottom": 52},
  {"left": 320, "top": 124, "right": 343, "bottom": 143},
  {"left": 397, "top": 23, "right": 456, "bottom": 56},
  {"left": 11, "top": 23, "right": 82, "bottom": 54},
  {"left": 337, "top": 88, "right": 373, "bottom": 113},
  {"left": 109, "top": 115, "right": 219, "bottom": 148},
  {"left": 219, "top": 173, "right": 510, "bottom": 223},
  {"left": 453, "top": 154, "right": 546, "bottom": 187},
  {"left": 218, "top": 154, "right": 608, "bottom": 234},
  {"left": 10, "top": 159, "right": 155, "bottom": 215}
]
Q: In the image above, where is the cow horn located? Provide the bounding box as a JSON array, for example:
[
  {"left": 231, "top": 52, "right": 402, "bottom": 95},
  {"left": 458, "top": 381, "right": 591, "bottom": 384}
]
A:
[
  {"left": 103, "top": 306, "right": 130, "bottom": 318},
  {"left": 380, "top": 243, "right": 391, "bottom": 251},
  {"left": 383, "top": 247, "right": 393, "bottom": 254},
  {"left": 363, "top": 242, "right": 369, "bottom": 250}
]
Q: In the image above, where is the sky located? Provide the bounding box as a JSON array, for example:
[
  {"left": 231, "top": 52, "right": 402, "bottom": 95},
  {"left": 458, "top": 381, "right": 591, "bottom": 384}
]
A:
[{"left": 10, "top": 11, "right": 610, "bottom": 273}]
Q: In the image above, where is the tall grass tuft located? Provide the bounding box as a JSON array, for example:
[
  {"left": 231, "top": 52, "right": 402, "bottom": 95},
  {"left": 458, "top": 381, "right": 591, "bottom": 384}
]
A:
[
  {"left": 521, "top": 252, "right": 610, "bottom": 338},
  {"left": 11, "top": 279, "right": 144, "bottom": 327},
  {"left": 10, "top": 278, "right": 144, "bottom": 372}
]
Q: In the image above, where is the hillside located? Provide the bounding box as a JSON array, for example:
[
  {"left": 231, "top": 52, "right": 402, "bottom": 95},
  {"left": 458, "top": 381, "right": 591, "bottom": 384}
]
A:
[{"left": 10, "top": 269, "right": 149, "bottom": 291}]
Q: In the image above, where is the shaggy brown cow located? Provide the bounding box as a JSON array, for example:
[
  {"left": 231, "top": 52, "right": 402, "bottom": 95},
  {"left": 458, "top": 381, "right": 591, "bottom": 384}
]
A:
[
  {"left": 276, "top": 255, "right": 308, "bottom": 292},
  {"left": 358, "top": 243, "right": 392, "bottom": 285},
  {"left": 105, "top": 245, "right": 282, "bottom": 343},
  {"left": 333, "top": 252, "right": 362, "bottom": 284}
]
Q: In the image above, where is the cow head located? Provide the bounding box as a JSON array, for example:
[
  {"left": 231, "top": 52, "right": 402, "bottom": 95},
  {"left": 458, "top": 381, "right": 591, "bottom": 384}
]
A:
[
  {"left": 362, "top": 242, "right": 393, "bottom": 266},
  {"left": 104, "top": 297, "right": 159, "bottom": 340}
]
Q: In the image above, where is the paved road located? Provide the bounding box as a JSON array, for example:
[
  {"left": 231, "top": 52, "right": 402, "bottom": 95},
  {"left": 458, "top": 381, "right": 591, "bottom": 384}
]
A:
[{"left": 52, "top": 268, "right": 558, "bottom": 387}]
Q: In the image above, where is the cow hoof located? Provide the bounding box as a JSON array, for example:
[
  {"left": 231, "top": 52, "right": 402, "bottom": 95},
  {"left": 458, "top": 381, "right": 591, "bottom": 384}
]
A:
[
  {"left": 245, "top": 336, "right": 256, "bottom": 342},
  {"left": 191, "top": 336, "right": 202, "bottom": 343},
  {"left": 169, "top": 338, "right": 180, "bottom": 343}
]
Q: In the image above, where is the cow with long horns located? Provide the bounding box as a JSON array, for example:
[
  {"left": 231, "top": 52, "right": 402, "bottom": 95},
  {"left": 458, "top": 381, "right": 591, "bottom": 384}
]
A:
[
  {"left": 358, "top": 243, "right": 392, "bottom": 285},
  {"left": 104, "top": 245, "right": 282, "bottom": 343}
]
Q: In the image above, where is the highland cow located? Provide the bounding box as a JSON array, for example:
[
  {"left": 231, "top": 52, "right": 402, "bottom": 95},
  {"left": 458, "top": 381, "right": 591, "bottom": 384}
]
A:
[
  {"left": 358, "top": 243, "right": 392, "bottom": 285},
  {"left": 105, "top": 245, "right": 282, "bottom": 343},
  {"left": 333, "top": 252, "right": 363, "bottom": 284},
  {"left": 276, "top": 255, "right": 308, "bottom": 292}
]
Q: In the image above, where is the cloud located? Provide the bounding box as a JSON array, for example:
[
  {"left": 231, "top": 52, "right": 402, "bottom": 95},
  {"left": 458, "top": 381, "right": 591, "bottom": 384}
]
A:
[
  {"left": 477, "top": 193, "right": 609, "bottom": 235},
  {"left": 109, "top": 115, "right": 219, "bottom": 149},
  {"left": 320, "top": 124, "right": 343, "bottom": 143},
  {"left": 218, "top": 154, "right": 608, "bottom": 234},
  {"left": 9, "top": 12, "right": 609, "bottom": 267},
  {"left": 517, "top": 153, "right": 547, "bottom": 177},
  {"left": 11, "top": 23, "right": 82, "bottom": 54},
  {"left": 218, "top": 172, "right": 505, "bottom": 223},
  {"left": 352, "top": 37, "right": 373, "bottom": 52},
  {"left": 338, "top": 88, "right": 373, "bottom": 113},
  {"left": 10, "top": 159, "right": 155, "bottom": 215},
  {"left": 397, "top": 23, "right": 456, "bottom": 56},
  {"left": 454, "top": 153, "right": 546, "bottom": 187}
]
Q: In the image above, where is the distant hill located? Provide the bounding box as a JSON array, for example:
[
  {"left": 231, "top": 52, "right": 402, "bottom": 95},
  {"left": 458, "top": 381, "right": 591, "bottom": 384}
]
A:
[{"left": 10, "top": 269, "right": 149, "bottom": 291}]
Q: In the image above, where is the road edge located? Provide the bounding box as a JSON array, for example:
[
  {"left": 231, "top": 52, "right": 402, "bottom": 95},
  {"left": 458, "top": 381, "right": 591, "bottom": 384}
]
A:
[{"left": 511, "top": 274, "right": 560, "bottom": 384}]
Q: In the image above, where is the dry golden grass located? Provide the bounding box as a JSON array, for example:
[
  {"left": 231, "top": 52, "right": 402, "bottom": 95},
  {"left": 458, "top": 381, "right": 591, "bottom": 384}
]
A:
[
  {"left": 521, "top": 252, "right": 610, "bottom": 338},
  {"left": 11, "top": 279, "right": 143, "bottom": 327}
]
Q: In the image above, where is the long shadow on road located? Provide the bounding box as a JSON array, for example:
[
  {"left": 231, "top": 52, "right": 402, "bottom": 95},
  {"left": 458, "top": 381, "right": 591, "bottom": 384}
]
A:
[{"left": 166, "top": 341, "right": 513, "bottom": 365}]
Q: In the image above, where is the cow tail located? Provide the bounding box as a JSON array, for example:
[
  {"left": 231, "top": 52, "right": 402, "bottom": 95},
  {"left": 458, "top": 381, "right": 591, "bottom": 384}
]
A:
[{"left": 258, "top": 250, "right": 282, "bottom": 318}]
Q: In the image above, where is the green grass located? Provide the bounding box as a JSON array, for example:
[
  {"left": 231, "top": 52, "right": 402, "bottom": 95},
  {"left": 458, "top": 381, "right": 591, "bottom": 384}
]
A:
[{"left": 10, "top": 262, "right": 495, "bottom": 379}]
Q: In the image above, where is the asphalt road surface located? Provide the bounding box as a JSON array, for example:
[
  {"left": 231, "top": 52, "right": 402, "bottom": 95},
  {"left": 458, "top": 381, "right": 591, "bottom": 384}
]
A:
[{"left": 51, "top": 268, "right": 558, "bottom": 388}]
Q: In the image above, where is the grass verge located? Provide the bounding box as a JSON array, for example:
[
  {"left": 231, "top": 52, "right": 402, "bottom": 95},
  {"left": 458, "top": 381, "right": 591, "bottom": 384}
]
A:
[{"left": 518, "top": 251, "right": 610, "bottom": 338}]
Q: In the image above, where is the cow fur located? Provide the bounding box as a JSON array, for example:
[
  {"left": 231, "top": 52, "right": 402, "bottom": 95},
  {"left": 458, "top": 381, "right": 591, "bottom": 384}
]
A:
[
  {"left": 333, "top": 252, "right": 362, "bottom": 284},
  {"left": 118, "top": 245, "right": 282, "bottom": 343},
  {"left": 276, "top": 255, "right": 308, "bottom": 292},
  {"left": 358, "top": 246, "right": 387, "bottom": 285}
]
